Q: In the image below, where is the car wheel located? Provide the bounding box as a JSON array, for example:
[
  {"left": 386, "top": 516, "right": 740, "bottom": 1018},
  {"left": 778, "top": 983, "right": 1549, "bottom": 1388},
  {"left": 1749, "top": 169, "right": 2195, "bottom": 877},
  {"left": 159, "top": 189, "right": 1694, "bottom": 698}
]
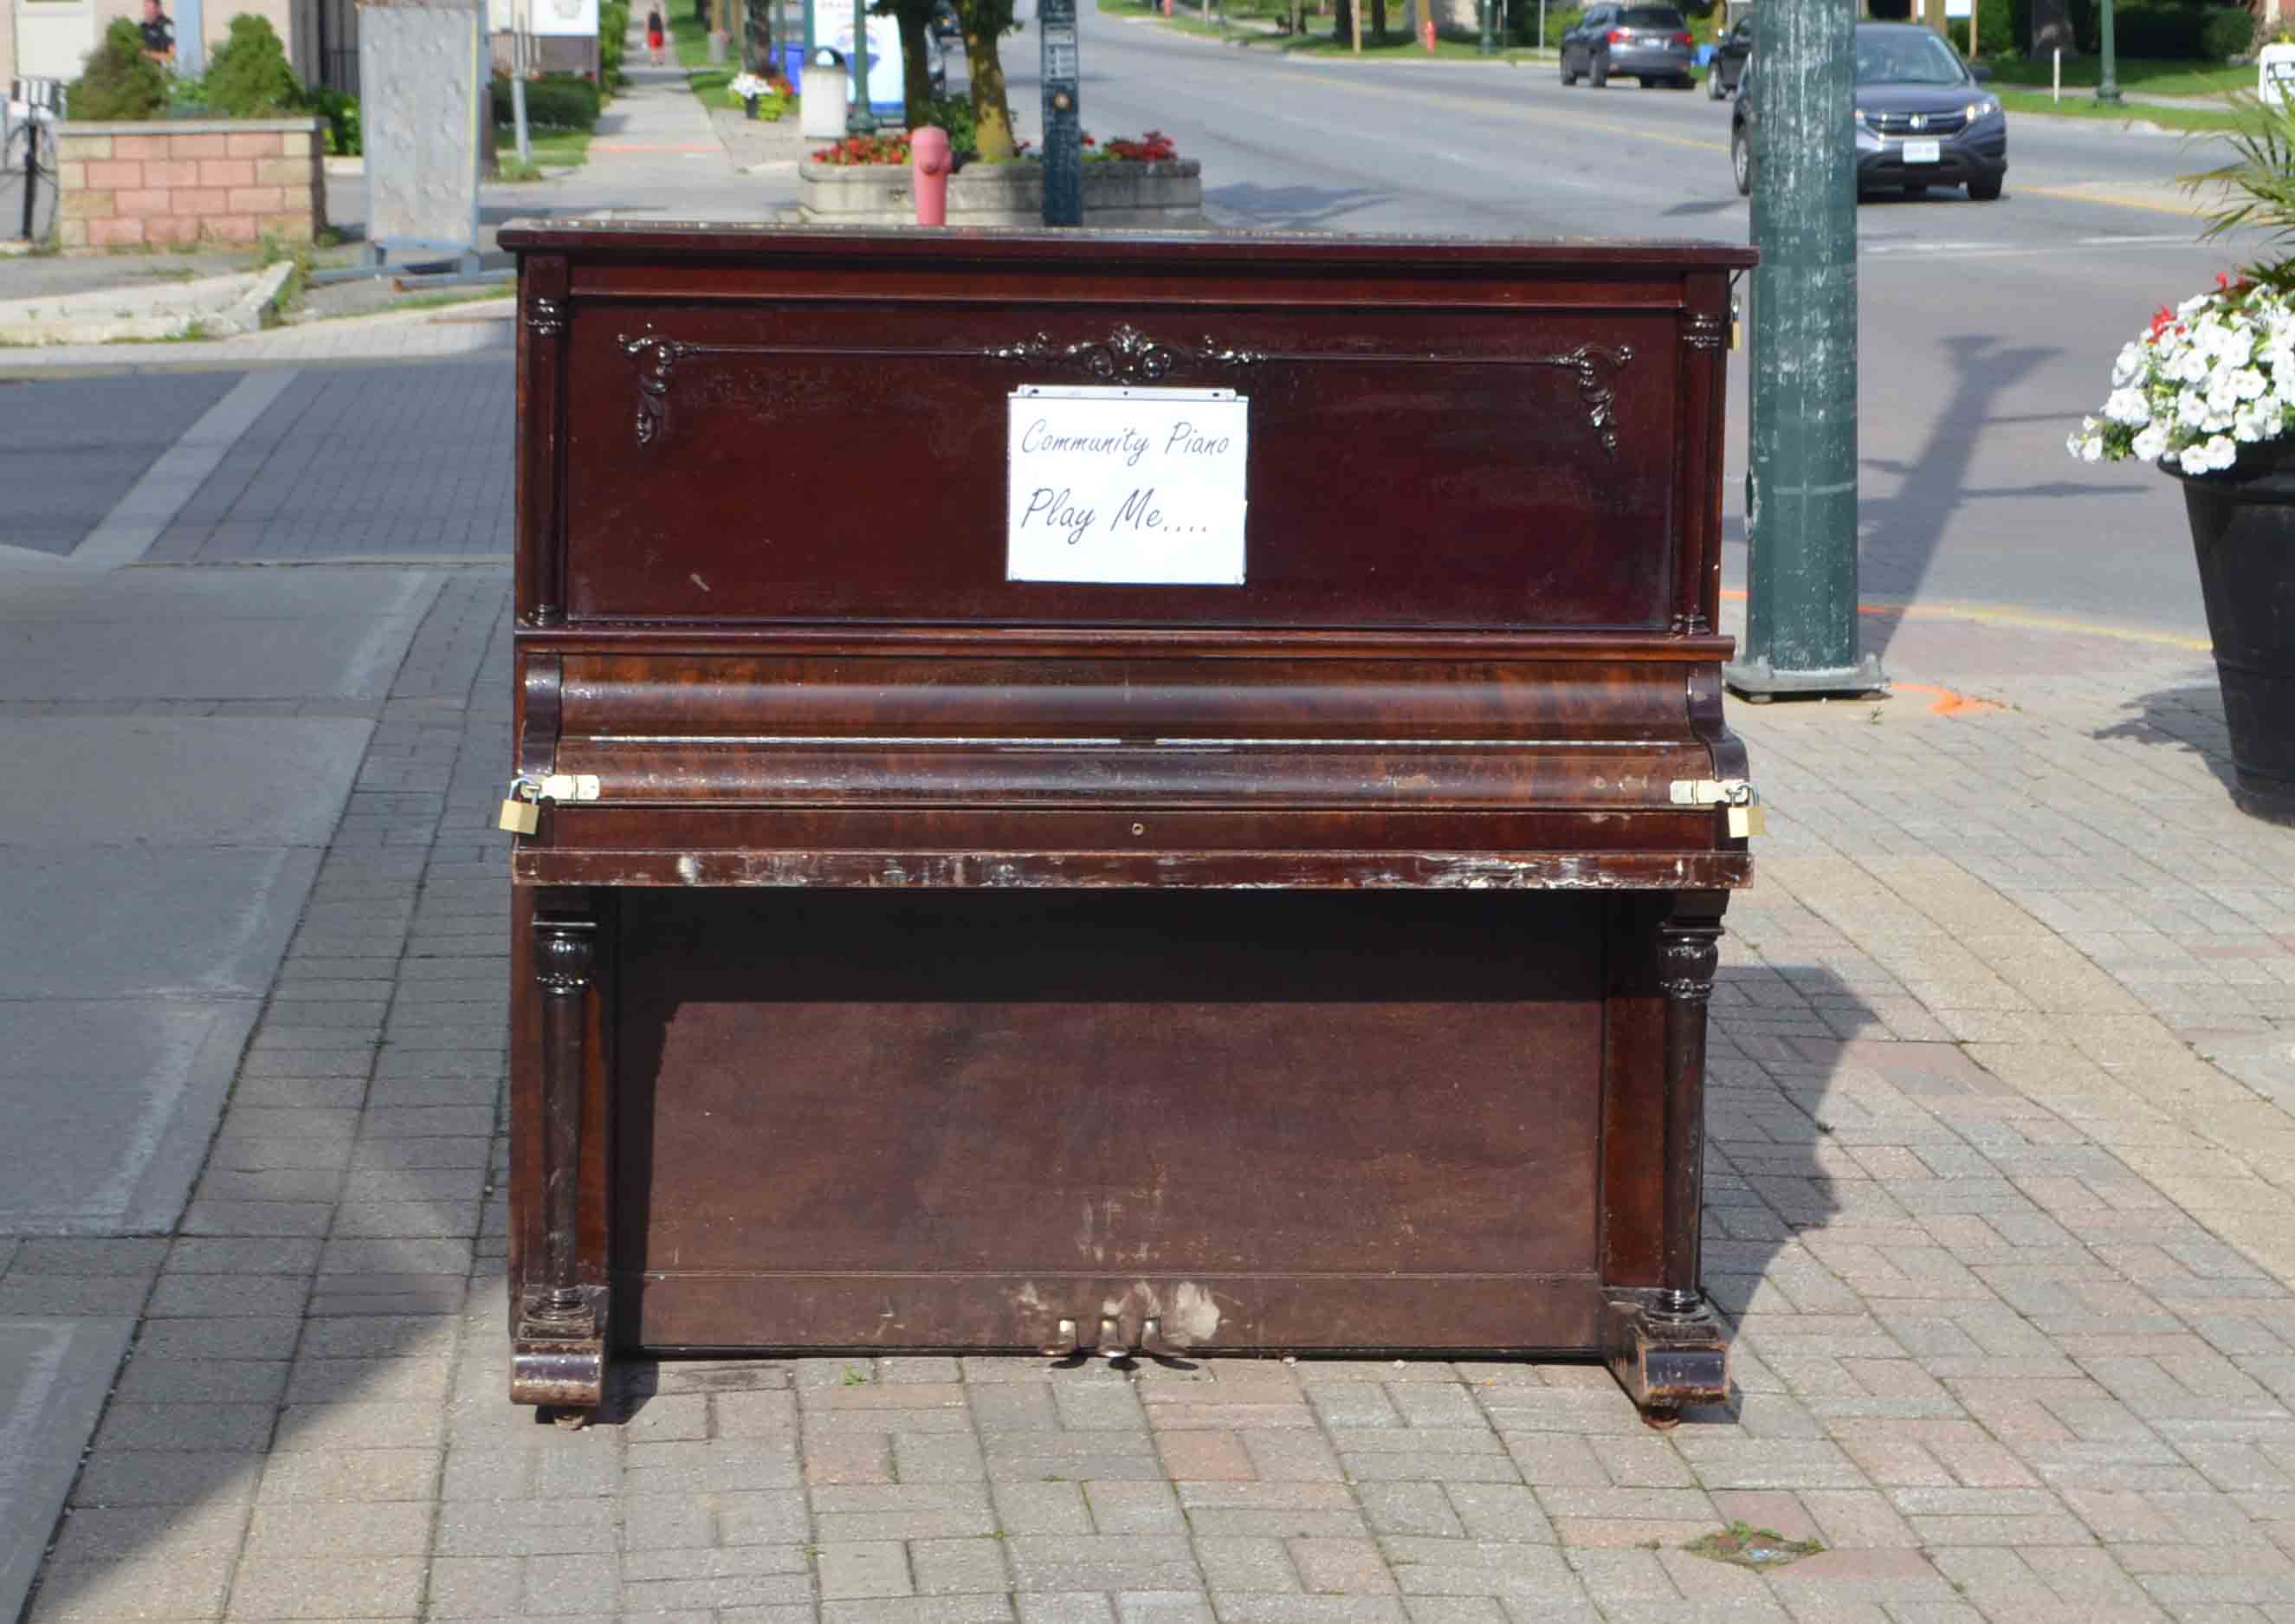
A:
[
  {"left": 1707, "top": 65, "right": 1726, "bottom": 97},
  {"left": 1730, "top": 126, "right": 1752, "bottom": 195},
  {"left": 1561, "top": 49, "right": 1576, "bottom": 84},
  {"left": 1967, "top": 173, "right": 2003, "bottom": 200},
  {"left": 1639, "top": 74, "right": 1661, "bottom": 87},
  {"left": 1673, "top": 73, "right": 1694, "bottom": 88},
  {"left": 1589, "top": 53, "right": 1607, "bottom": 86}
]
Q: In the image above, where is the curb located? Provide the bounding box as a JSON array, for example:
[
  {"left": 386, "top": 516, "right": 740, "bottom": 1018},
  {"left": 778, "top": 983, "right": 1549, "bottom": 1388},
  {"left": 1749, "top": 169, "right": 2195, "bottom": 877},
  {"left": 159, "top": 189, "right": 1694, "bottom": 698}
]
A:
[{"left": 0, "top": 260, "right": 295, "bottom": 347}]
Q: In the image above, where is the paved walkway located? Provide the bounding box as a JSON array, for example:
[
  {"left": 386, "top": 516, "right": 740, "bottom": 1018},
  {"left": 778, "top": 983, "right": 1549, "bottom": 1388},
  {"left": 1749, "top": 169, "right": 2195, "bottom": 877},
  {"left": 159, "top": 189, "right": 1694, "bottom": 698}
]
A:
[
  {"left": 0, "top": 25, "right": 798, "bottom": 372},
  {"left": 3, "top": 354, "right": 2295, "bottom": 1624}
]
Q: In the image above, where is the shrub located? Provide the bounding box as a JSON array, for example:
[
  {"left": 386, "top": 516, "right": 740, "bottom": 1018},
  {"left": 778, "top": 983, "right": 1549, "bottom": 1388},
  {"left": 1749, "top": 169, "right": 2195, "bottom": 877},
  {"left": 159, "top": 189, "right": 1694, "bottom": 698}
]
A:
[
  {"left": 1516, "top": 5, "right": 1581, "bottom": 46},
  {"left": 491, "top": 71, "right": 603, "bottom": 129},
  {"left": 600, "top": 0, "right": 631, "bottom": 88},
  {"left": 69, "top": 17, "right": 168, "bottom": 121},
  {"left": 206, "top": 13, "right": 301, "bottom": 115},
  {"left": 306, "top": 85, "right": 359, "bottom": 154}
]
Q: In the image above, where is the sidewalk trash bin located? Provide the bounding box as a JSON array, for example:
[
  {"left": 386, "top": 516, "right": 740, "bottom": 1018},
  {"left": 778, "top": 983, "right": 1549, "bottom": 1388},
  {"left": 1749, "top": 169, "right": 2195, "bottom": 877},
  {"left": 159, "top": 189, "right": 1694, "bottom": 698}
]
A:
[{"left": 800, "top": 46, "right": 847, "bottom": 139}]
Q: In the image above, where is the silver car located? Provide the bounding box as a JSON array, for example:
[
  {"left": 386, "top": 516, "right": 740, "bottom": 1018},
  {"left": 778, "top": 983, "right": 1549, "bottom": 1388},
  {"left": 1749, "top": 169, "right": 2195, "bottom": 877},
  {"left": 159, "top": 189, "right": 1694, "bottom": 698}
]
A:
[{"left": 1561, "top": 3, "right": 1697, "bottom": 89}]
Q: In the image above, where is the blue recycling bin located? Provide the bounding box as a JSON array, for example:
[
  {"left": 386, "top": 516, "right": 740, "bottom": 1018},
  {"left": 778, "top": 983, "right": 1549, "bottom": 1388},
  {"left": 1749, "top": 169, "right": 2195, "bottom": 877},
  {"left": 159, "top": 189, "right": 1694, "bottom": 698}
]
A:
[{"left": 780, "top": 42, "right": 806, "bottom": 87}]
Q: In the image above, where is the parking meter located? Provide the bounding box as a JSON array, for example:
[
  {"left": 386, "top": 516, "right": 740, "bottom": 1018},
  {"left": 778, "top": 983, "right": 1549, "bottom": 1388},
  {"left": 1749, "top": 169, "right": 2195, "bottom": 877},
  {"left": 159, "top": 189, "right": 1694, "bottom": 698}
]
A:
[{"left": 1039, "top": 0, "right": 1082, "bottom": 226}]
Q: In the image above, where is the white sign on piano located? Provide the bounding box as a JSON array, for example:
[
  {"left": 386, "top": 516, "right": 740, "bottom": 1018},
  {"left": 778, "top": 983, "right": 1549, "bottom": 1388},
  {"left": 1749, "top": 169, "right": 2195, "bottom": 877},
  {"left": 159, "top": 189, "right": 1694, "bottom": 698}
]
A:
[{"left": 1006, "top": 385, "right": 1249, "bottom": 586}]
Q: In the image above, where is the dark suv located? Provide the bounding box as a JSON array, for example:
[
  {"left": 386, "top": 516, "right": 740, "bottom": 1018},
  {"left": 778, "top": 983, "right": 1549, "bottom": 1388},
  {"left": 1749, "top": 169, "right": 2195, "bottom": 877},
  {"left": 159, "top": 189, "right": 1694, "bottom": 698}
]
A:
[
  {"left": 1561, "top": 3, "right": 1697, "bottom": 89},
  {"left": 1730, "top": 22, "right": 2006, "bottom": 201}
]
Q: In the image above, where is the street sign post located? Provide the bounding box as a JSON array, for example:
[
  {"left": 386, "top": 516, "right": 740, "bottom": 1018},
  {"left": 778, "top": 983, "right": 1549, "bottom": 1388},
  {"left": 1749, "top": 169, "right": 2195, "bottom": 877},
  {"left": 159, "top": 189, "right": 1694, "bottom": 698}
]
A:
[
  {"left": 1724, "top": 0, "right": 1884, "bottom": 699},
  {"left": 1041, "top": 0, "right": 1082, "bottom": 225}
]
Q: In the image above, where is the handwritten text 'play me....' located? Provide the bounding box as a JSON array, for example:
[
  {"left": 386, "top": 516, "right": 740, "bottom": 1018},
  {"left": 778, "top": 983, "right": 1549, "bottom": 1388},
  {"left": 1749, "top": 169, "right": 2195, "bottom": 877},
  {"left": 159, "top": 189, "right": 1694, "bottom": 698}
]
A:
[{"left": 1016, "top": 417, "right": 1233, "bottom": 546}]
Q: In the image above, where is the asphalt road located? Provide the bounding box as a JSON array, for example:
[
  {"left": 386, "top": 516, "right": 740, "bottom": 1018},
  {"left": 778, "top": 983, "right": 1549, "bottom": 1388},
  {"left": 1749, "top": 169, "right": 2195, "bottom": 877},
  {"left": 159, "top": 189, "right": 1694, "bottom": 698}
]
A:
[{"left": 1000, "top": 10, "right": 2249, "bottom": 643}]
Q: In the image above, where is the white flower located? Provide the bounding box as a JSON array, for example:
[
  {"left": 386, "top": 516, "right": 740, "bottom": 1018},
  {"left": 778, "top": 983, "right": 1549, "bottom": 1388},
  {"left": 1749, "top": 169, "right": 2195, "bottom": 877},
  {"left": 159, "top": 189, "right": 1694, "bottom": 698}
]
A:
[
  {"left": 2103, "top": 387, "right": 2150, "bottom": 425},
  {"left": 2178, "top": 390, "right": 2212, "bottom": 428},
  {"left": 2111, "top": 342, "right": 2146, "bottom": 386},
  {"left": 2234, "top": 401, "right": 2275, "bottom": 442},
  {"left": 2132, "top": 421, "right": 2170, "bottom": 461}
]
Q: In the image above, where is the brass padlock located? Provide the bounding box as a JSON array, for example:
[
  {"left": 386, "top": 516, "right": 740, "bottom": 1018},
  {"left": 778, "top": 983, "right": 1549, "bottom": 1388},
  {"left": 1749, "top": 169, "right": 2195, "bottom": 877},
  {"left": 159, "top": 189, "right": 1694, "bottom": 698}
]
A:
[{"left": 498, "top": 778, "right": 541, "bottom": 836}]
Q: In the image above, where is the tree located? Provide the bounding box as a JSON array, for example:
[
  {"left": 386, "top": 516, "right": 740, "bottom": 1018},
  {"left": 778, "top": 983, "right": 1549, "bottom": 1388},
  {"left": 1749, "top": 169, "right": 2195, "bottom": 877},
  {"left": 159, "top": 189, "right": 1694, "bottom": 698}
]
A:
[
  {"left": 948, "top": 0, "right": 1018, "bottom": 159},
  {"left": 879, "top": 0, "right": 939, "bottom": 126},
  {"left": 70, "top": 18, "right": 167, "bottom": 120}
]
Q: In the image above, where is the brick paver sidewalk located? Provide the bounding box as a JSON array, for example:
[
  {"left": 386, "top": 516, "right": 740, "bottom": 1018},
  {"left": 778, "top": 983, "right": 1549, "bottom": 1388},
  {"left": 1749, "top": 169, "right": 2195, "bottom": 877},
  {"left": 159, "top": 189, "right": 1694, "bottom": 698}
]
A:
[{"left": 9, "top": 586, "right": 2294, "bottom": 1624}]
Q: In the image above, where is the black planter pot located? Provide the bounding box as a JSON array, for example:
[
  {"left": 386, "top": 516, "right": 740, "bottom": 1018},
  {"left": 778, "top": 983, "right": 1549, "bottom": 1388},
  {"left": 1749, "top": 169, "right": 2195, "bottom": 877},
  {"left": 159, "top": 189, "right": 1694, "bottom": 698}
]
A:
[{"left": 2176, "top": 454, "right": 2295, "bottom": 823}]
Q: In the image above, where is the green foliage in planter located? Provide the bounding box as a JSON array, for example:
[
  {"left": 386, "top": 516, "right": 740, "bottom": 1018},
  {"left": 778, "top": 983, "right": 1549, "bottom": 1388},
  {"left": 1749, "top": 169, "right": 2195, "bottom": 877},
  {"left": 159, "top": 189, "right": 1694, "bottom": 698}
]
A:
[
  {"left": 69, "top": 18, "right": 169, "bottom": 122},
  {"left": 491, "top": 72, "right": 603, "bottom": 130},
  {"left": 915, "top": 91, "right": 979, "bottom": 159},
  {"left": 206, "top": 14, "right": 301, "bottom": 116}
]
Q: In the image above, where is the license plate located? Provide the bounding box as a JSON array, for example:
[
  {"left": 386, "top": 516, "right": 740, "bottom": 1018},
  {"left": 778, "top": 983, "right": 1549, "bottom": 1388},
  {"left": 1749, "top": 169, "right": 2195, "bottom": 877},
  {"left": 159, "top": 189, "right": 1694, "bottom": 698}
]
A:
[{"left": 1903, "top": 139, "right": 1942, "bottom": 164}]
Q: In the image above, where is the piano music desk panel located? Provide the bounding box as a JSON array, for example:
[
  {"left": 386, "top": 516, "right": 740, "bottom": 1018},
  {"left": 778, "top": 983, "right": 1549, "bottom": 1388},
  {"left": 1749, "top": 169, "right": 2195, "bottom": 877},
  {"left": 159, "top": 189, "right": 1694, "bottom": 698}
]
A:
[{"left": 499, "top": 224, "right": 1758, "bottom": 1425}]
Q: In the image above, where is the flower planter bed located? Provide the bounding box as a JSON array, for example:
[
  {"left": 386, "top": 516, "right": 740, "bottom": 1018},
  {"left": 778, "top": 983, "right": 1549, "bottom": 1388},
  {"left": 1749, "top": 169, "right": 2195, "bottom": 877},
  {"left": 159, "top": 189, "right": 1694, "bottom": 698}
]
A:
[{"left": 798, "top": 156, "right": 1203, "bottom": 227}]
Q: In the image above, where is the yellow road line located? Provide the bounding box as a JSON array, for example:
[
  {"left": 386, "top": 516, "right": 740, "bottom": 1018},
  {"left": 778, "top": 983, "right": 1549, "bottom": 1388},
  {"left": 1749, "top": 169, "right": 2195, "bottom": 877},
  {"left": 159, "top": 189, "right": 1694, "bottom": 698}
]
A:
[
  {"left": 1284, "top": 68, "right": 1730, "bottom": 152},
  {"left": 1719, "top": 587, "right": 2213, "bottom": 650},
  {"left": 2015, "top": 182, "right": 2209, "bottom": 218}
]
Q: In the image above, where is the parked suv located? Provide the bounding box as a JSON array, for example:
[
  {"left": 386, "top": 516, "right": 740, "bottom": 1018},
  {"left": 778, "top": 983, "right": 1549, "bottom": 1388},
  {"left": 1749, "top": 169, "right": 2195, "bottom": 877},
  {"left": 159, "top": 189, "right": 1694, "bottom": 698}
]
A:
[
  {"left": 1561, "top": 3, "right": 1697, "bottom": 89},
  {"left": 1730, "top": 22, "right": 2006, "bottom": 201}
]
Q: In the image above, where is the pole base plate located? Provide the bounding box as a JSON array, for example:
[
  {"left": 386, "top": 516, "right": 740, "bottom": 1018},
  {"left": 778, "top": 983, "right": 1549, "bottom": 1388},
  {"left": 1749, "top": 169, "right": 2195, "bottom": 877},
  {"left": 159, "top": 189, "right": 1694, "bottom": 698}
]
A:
[{"left": 1723, "top": 652, "right": 1887, "bottom": 701}]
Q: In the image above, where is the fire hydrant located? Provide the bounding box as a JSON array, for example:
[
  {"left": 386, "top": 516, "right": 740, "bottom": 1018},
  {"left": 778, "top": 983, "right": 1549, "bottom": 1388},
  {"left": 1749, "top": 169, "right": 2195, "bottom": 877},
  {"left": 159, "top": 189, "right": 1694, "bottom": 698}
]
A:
[
  {"left": 911, "top": 126, "right": 952, "bottom": 227},
  {"left": 1419, "top": 16, "right": 1435, "bottom": 49}
]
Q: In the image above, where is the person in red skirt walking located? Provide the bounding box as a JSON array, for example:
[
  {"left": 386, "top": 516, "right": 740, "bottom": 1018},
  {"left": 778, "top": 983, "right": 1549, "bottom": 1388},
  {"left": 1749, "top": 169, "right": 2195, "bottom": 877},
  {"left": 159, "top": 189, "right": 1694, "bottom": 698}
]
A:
[{"left": 646, "top": 3, "right": 666, "bottom": 63}]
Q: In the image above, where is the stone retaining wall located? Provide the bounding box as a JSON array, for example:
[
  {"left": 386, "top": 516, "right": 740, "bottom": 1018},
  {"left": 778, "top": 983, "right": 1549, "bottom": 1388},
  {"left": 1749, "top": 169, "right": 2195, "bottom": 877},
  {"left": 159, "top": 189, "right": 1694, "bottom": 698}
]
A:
[
  {"left": 799, "top": 158, "right": 1203, "bottom": 227},
  {"left": 55, "top": 118, "right": 325, "bottom": 249}
]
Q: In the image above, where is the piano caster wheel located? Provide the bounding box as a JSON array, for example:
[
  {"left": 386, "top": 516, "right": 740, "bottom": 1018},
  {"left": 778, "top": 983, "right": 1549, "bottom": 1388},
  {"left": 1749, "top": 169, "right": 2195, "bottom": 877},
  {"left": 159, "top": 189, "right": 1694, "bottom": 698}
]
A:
[{"left": 1641, "top": 1403, "right": 1683, "bottom": 1432}]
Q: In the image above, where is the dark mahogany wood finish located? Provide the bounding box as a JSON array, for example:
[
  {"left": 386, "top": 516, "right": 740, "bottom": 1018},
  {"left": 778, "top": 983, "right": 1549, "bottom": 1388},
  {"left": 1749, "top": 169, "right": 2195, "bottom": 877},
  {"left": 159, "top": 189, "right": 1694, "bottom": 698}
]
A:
[{"left": 499, "top": 223, "right": 1757, "bottom": 1425}]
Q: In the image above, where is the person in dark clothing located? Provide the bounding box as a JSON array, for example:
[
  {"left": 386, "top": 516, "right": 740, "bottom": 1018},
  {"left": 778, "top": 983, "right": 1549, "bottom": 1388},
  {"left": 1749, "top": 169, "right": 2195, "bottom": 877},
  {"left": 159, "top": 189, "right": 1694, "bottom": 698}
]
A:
[
  {"left": 139, "top": 0, "right": 176, "bottom": 61},
  {"left": 645, "top": 3, "right": 666, "bottom": 63}
]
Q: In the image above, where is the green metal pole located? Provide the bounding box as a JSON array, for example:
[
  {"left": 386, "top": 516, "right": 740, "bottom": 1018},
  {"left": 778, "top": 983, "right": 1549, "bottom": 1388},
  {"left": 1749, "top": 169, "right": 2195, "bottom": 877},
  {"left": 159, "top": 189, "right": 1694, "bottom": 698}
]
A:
[
  {"left": 846, "top": 0, "right": 875, "bottom": 131},
  {"left": 1723, "top": 0, "right": 1883, "bottom": 698},
  {"left": 2096, "top": 0, "right": 2121, "bottom": 104},
  {"left": 1480, "top": 0, "right": 1496, "bottom": 54}
]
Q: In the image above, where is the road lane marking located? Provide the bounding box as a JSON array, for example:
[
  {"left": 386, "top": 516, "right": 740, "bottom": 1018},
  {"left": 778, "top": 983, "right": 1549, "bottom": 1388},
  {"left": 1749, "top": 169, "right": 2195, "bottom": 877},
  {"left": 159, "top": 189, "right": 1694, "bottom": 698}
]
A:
[
  {"left": 1283, "top": 67, "right": 1732, "bottom": 152},
  {"left": 1718, "top": 587, "right": 2212, "bottom": 650},
  {"left": 71, "top": 369, "right": 299, "bottom": 570}
]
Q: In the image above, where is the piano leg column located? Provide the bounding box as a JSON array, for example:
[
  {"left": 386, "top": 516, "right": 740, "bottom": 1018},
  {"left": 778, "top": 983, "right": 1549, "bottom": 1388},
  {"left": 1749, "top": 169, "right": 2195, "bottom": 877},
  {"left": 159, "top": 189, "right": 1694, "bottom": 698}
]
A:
[
  {"left": 513, "top": 904, "right": 609, "bottom": 1417},
  {"left": 1606, "top": 897, "right": 1731, "bottom": 1428}
]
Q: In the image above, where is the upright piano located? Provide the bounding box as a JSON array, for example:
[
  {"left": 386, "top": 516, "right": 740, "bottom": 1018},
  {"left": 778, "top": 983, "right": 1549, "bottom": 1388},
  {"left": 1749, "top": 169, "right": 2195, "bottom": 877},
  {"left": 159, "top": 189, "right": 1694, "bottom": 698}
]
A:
[{"left": 497, "top": 223, "right": 1759, "bottom": 1427}]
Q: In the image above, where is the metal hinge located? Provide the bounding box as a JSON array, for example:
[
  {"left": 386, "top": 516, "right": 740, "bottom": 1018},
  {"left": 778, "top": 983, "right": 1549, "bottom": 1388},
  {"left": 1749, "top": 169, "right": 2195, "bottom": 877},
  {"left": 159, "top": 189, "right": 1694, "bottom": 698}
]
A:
[
  {"left": 497, "top": 773, "right": 602, "bottom": 837},
  {"left": 1670, "top": 777, "right": 1765, "bottom": 838}
]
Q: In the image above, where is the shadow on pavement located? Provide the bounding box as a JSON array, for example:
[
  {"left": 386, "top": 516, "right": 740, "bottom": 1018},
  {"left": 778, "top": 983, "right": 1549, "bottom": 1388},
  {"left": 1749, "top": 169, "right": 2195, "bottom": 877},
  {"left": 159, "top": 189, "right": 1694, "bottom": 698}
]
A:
[
  {"left": 2093, "top": 679, "right": 2240, "bottom": 794},
  {"left": 1853, "top": 331, "right": 2059, "bottom": 663},
  {"left": 1203, "top": 182, "right": 1393, "bottom": 231}
]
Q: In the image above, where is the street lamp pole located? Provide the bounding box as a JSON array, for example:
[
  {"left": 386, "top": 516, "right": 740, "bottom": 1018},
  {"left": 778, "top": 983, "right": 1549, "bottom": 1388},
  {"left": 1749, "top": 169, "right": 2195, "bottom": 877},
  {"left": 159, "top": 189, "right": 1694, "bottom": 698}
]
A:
[
  {"left": 846, "top": 0, "right": 875, "bottom": 131},
  {"left": 1723, "top": 0, "right": 1883, "bottom": 699},
  {"left": 1480, "top": 0, "right": 1496, "bottom": 54},
  {"left": 2096, "top": 0, "right": 2121, "bottom": 103}
]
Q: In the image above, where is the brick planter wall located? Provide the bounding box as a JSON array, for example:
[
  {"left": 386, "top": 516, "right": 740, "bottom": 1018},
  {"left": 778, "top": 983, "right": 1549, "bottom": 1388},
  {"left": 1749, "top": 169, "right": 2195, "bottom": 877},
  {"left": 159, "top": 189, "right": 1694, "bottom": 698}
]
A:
[{"left": 55, "top": 118, "right": 325, "bottom": 249}]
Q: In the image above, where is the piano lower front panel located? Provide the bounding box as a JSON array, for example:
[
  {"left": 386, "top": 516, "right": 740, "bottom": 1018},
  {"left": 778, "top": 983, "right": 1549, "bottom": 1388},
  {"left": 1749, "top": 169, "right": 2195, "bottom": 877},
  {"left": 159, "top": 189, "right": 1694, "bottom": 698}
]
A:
[{"left": 609, "top": 888, "right": 1607, "bottom": 1356}]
